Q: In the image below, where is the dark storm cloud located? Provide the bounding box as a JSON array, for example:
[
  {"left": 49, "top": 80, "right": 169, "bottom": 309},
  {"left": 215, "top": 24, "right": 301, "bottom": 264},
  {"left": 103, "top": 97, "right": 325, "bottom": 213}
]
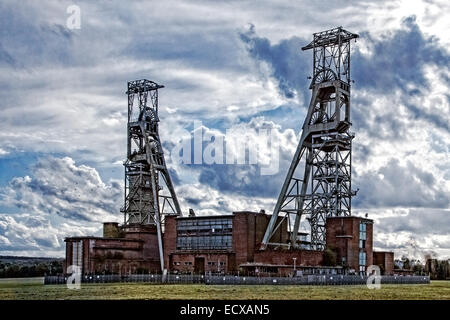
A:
[
  {"left": 168, "top": 168, "right": 181, "bottom": 185},
  {"left": 174, "top": 118, "right": 298, "bottom": 199},
  {"left": 352, "top": 16, "right": 450, "bottom": 133},
  {"left": 405, "top": 102, "right": 450, "bottom": 132},
  {"left": 239, "top": 24, "right": 310, "bottom": 100},
  {"left": 353, "top": 16, "right": 449, "bottom": 93},
  {"left": 240, "top": 17, "right": 450, "bottom": 137},
  {"left": 197, "top": 164, "right": 284, "bottom": 198},
  {"left": 354, "top": 158, "right": 450, "bottom": 209}
]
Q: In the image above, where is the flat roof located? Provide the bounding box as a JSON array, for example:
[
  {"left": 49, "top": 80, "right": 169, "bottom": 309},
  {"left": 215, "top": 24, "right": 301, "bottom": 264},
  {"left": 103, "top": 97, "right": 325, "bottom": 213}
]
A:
[
  {"left": 176, "top": 214, "right": 233, "bottom": 220},
  {"left": 176, "top": 211, "right": 265, "bottom": 220},
  {"left": 327, "top": 216, "right": 373, "bottom": 223},
  {"left": 64, "top": 236, "right": 142, "bottom": 242}
]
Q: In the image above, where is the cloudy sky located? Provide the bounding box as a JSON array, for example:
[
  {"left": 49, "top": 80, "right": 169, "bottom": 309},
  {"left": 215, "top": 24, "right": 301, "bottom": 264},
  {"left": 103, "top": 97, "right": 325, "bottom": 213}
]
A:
[{"left": 0, "top": 0, "right": 448, "bottom": 260}]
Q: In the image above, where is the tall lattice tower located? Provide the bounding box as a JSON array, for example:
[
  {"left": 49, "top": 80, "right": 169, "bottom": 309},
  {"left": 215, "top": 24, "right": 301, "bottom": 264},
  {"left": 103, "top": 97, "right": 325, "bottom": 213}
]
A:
[
  {"left": 262, "top": 27, "right": 359, "bottom": 251},
  {"left": 121, "top": 79, "right": 182, "bottom": 271}
]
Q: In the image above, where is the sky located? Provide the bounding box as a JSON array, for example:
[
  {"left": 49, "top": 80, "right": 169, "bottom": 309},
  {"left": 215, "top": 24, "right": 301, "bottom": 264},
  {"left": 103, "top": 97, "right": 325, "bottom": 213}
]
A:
[{"left": 0, "top": 0, "right": 449, "bottom": 260}]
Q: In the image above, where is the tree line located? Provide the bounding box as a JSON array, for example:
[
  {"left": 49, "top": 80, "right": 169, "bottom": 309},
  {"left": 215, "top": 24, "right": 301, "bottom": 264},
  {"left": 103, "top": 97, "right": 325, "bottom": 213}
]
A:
[{"left": 0, "top": 259, "right": 63, "bottom": 278}]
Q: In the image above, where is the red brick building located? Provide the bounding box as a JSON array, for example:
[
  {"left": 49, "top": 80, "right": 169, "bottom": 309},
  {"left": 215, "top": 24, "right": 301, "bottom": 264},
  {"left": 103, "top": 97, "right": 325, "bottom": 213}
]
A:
[
  {"left": 65, "top": 212, "right": 394, "bottom": 276},
  {"left": 326, "top": 216, "right": 374, "bottom": 274},
  {"left": 65, "top": 223, "right": 160, "bottom": 274},
  {"left": 373, "top": 251, "right": 395, "bottom": 275}
]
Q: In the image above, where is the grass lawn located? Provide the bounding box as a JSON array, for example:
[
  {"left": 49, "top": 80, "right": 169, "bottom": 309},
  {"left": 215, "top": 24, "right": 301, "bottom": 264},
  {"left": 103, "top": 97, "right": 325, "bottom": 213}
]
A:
[{"left": 0, "top": 278, "right": 449, "bottom": 300}]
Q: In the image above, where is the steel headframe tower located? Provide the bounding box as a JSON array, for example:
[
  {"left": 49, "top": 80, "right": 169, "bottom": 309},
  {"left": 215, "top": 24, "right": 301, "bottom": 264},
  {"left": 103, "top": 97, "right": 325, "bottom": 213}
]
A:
[
  {"left": 261, "top": 27, "right": 359, "bottom": 251},
  {"left": 121, "top": 79, "right": 182, "bottom": 272}
]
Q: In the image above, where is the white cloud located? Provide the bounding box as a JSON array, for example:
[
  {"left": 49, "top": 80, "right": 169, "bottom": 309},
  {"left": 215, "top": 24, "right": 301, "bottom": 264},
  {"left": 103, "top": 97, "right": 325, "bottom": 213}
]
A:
[
  {"left": 0, "top": 148, "right": 9, "bottom": 156},
  {"left": 0, "top": 157, "right": 122, "bottom": 223},
  {"left": 0, "top": 213, "right": 101, "bottom": 257}
]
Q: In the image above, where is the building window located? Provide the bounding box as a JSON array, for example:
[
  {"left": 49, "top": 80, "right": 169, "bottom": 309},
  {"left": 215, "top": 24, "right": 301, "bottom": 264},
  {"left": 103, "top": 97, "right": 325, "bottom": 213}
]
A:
[
  {"left": 359, "top": 239, "right": 366, "bottom": 249},
  {"left": 359, "top": 251, "right": 366, "bottom": 265},
  {"left": 359, "top": 251, "right": 366, "bottom": 274},
  {"left": 184, "top": 261, "right": 192, "bottom": 266},
  {"left": 359, "top": 223, "right": 366, "bottom": 239},
  {"left": 207, "top": 261, "right": 216, "bottom": 266},
  {"left": 72, "top": 240, "right": 83, "bottom": 267},
  {"left": 359, "top": 223, "right": 367, "bottom": 249},
  {"left": 176, "top": 217, "right": 233, "bottom": 250}
]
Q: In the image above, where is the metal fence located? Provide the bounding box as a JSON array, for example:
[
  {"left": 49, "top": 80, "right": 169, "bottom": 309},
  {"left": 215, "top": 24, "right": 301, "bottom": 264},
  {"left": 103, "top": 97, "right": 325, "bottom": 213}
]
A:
[{"left": 44, "top": 274, "right": 430, "bottom": 286}]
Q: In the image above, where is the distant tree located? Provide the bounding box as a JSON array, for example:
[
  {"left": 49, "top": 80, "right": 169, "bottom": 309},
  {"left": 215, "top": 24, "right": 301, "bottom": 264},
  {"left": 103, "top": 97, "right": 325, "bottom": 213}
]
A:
[
  {"left": 36, "top": 263, "right": 49, "bottom": 275},
  {"left": 401, "top": 255, "right": 411, "bottom": 270},
  {"left": 50, "top": 260, "right": 63, "bottom": 275},
  {"left": 437, "top": 261, "right": 449, "bottom": 280},
  {"left": 6, "top": 265, "right": 20, "bottom": 277},
  {"left": 28, "top": 265, "right": 36, "bottom": 277},
  {"left": 20, "top": 266, "right": 30, "bottom": 277},
  {"left": 413, "top": 263, "right": 424, "bottom": 275}
]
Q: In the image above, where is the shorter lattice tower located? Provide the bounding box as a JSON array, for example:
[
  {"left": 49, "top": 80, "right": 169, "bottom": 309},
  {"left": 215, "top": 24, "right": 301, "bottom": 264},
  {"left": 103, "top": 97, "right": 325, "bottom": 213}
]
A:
[{"left": 121, "top": 79, "right": 182, "bottom": 271}]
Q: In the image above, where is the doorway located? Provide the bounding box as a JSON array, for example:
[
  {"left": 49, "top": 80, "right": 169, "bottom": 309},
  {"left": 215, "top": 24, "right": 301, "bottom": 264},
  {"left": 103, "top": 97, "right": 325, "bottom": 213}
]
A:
[{"left": 194, "top": 257, "right": 205, "bottom": 274}]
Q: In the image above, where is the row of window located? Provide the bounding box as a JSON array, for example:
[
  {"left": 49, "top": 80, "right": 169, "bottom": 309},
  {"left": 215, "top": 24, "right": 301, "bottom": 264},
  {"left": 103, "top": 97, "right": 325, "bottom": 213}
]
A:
[
  {"left": 177, "top": 218, "right": 233, "bottom": 229},
  {"left": 172, "top": 261, "right": 226, "bottom": 266},
  {"left": 178, "top": 228, "right": 232, "bottom": 236},
  {"left": 72, "top": 241, "right": 83, "bottom": 267},
  {"left": 177, "top": 235, "right": 232, "bottom": 250},
  {"left": 359, "top": 223, "right": 367, "bottom": 274},
  {"left": 207, "top": 261, "right": 226, "bottom": 266},
  {"left": 359, "top": 222, "right": 367, "bottom": 249},
  {"left": 359, "top": 222, "right": 367, "bottom": 274},
  {"left": 173, "top": 261, "right": 193, "bottom": 266},
  {"left": 178, "top": 225, "right": 232, "bottom": 231}
]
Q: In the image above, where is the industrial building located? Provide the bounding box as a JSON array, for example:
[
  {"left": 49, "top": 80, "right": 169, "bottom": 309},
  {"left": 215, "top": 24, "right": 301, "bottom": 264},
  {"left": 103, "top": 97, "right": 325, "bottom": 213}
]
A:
[
  {"left": 65, "top": 212, "right": 394, "bottom": 276},
  {"left": 64, "top": 27, "right": 395, "bottom": 278}
]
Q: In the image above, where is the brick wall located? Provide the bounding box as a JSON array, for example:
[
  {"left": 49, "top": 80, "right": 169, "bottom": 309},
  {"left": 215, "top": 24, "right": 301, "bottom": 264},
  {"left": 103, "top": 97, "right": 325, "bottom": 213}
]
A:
[
  {"left": 326, "top": 216, "right": 373, "bottom": 273},
  {"left": 169, "top": 252, "right": 233, "bottom": 273},
  {"left": 64, "top": 223, "right": 162, "bottom": 275},
  {"left": 253, "top": 249, "right": 323, "bottom": 266},
  {"left": 373, "top": 251, "right": 394, "bottom": 275},
  {"left": 163, "top": 215, "right": 177, "bottom": 269},
  {"left": 232, "top": 212, "right": 251, "bottom": 267}
]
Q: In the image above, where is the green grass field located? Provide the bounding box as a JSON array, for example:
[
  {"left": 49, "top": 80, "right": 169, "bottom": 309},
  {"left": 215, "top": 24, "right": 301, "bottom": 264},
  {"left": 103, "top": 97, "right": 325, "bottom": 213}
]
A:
[{"left": 0, "top": 278, "right": 449, "bottom": 300}]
